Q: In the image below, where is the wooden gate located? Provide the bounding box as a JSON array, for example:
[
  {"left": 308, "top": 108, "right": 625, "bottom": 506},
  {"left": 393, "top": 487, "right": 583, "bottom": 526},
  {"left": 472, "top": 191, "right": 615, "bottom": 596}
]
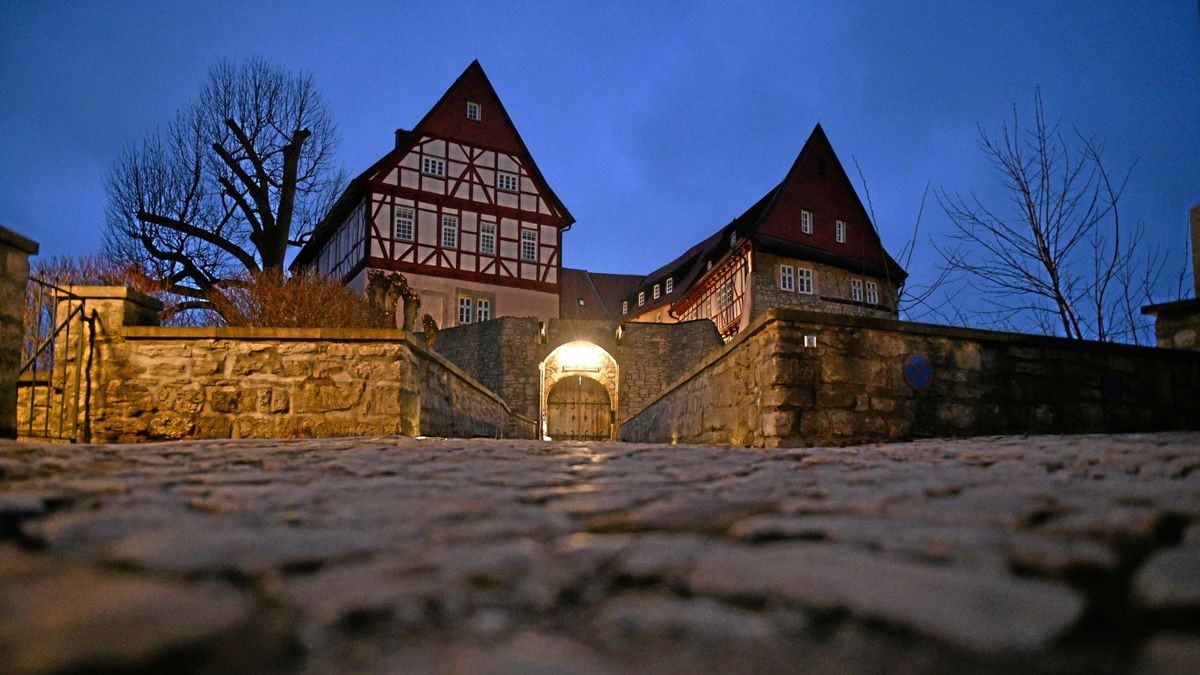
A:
[{"left": 546, "top": 375, "right": 612, "bottom": 441}]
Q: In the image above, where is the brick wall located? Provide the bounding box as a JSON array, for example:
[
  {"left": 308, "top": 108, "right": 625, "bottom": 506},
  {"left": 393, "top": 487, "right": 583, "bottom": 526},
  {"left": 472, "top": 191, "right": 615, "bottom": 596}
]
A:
[{"left": 621, "top": 309, "right": 1200, "bottom": 447}]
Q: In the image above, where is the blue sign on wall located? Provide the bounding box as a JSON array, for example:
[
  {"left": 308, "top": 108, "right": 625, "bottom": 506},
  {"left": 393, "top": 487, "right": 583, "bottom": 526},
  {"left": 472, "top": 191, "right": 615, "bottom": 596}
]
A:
[{"left": 904, "top": 353, "right": 934, "bottom": 392}]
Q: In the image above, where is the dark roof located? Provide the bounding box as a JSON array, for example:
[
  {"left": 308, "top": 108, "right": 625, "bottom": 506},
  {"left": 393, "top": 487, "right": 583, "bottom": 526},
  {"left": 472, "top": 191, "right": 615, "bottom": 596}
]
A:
[
  {"left": 559, "top": 268, "right": 643, "bottom": 320},
  {"left": 292, "top": 61, "right": 573, "bottom": 271}
]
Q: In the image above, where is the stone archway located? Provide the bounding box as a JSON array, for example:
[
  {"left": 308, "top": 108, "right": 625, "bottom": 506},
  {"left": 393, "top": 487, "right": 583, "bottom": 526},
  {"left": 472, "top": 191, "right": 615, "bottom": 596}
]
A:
[{"left": 540, "top": 341, "right": 618, "bottom": 440}]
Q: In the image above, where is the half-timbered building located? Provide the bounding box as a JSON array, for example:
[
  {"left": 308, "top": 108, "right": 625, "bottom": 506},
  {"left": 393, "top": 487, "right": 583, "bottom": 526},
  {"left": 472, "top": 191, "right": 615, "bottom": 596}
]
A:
[
  {"left": 619, "top": 124, "right": 907, "bottom": 338},
  {"left": 292, "top": 61, "right": 573, "bottom": 328}
]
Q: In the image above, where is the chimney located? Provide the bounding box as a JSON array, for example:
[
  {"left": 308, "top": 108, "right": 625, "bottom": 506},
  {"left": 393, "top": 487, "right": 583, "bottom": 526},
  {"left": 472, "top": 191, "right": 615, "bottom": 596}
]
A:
[
  {"left": 1192, "top": 204, "right": 1200, "bottom": 297},
  {"left": 395, "top": 128, "right": 408, "bottom": 149}
]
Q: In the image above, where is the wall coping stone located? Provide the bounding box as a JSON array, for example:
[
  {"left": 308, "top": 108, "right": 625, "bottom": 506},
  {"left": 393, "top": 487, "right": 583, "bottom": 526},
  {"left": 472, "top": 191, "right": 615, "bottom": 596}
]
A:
[
  {"left": 123, "top": 326, "right": 410, "bottom": 342},
  {"left": 0, "top": 224, "right": 39, "bottom": 255},
  {"left": 64, "top": 285, "right": 163, "bottom": 312}
]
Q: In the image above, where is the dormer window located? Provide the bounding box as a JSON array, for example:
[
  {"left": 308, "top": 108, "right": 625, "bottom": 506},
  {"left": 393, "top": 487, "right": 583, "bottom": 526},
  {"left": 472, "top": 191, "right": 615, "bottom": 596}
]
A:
[
  {"left": 622, "top": 300, "right": 628, "bottom": 315},
  {"left": 653, "top": 284, "right": 661, "bottom": 300},
  {"left": 665, "top": 277, "right": 673, "bottom": 294},
  {"left": 730, "top": 231, "right": 738, "bottom": 246},
  {"left": 706, "top": 260, "right": 713, "bottom": 271},
  {"left": 801, "top": 210, "right": 813, "bottom": 234},
  {"left": 638, "top": 291, "right": 645, "bottom": 307},
  {"left": 836, "top": 219, "right": 846, "bottom": 243},
  {"left": 467, "top": 101, "right": 481, "bottom": 121}
]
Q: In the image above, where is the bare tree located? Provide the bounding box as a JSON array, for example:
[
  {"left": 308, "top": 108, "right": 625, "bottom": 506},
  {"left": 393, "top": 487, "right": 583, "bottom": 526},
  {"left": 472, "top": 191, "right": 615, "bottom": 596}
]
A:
[
  {"left": 104, "top": 58, "right": 343, "bottom": 319},
  {"left": 936, "top": 89, "right": 1171, "bottom": 343}
]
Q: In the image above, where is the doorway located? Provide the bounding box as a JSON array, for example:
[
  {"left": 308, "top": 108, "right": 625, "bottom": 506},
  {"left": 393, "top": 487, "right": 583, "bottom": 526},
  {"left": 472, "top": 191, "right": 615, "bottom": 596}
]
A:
[{"left": 546, "top": 375, "right": 612, "bottom": 440}]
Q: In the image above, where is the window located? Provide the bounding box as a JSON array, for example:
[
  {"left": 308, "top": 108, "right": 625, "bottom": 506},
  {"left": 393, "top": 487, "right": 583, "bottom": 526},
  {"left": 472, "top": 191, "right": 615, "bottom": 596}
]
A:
[
  {"left": 730, "top": 231, "right": 738, "bottom": 246},
  {"left": 836, "top": 219, "right": 846, "bottom": 243},
  {"left": 780, "top": 264, "right": 795, "bottom": 292},
  {"left": 797, "top": 268, "right": 813, "bottom": 294},
  {"left": 476, "top": 298, "right": 491, "bottom": 322},
  {"left": 467, "top": 101, "right": 481, "bottom": 121},
  {"left": 653, "top": 284, "right": 661, "bottom": 300},
  {"left": 497, "top": 172, "right": 519, "bottom": 192},
  {"left": 458, "top": 297, "right": 473, "bottom": 325},
  {"left": 638, "top": 291, "right": 645, "bottom": 307},
  {"left": 801, "top": 210, "right": 813, "bottom": 234},
  {"left": 665, "top": 277, "right": 673, "bottom": 294},
  {"left": 422, "top": 157, "right": 445, "bottom": 177},
  {"left": 866, "top": 281, "right": 879, "bottom": 305},
  {"left": 851, "top": 279, "right": 864, "bottom": 302},
  {"left": 441, "top": 215, "right": 458, "bottom": 249},
  {"left": 480, "top": 223, "right": 496, "bottom": 255},
  {"left": 520, "top": 229, "right": 537, "bottom": 261},
  {"left": 394, "top": 207, "right": 414, "bottom": 241},
  {"left": 622, "top": 300, "right": 628, "bottom": 315},
  {"left": 717, "top": 277, "right": 734, "bottom": 309}
]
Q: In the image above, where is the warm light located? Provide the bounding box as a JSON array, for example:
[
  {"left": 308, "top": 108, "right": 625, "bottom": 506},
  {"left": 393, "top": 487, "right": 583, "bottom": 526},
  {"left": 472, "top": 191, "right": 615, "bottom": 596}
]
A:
[{"left": 555, "top": 341, "right": 604, "bottom": 372}]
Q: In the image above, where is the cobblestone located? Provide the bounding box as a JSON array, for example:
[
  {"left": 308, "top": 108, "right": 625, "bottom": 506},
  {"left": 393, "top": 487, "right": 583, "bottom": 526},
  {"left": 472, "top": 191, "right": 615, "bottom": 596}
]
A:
[{"left": 1, "top": 432, "right": 1198, "bottom": 673}]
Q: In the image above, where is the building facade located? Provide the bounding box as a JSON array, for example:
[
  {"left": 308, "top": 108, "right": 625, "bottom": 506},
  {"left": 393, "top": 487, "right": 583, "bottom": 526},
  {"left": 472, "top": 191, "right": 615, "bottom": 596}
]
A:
[
  {"left": 620, "top": 124, "right": 907, "bottom": 339},
  {"left": 292, "top": 61, "right": 574, "bottom": 329}
]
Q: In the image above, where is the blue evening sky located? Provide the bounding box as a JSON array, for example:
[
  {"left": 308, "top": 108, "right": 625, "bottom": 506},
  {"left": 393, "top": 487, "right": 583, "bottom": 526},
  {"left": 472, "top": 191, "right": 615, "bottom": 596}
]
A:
[{"left": 2, "top": 1, "right": 1198, "bottom": 316}]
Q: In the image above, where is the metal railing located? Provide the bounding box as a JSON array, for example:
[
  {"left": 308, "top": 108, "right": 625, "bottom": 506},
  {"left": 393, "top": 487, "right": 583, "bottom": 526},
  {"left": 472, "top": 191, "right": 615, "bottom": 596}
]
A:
[{"left": 18, "top": 278, "right": 89, "bottom": 442}]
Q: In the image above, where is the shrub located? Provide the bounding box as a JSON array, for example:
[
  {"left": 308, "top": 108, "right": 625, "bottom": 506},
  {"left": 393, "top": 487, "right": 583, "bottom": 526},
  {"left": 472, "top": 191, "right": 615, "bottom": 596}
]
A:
[{"left": 209, "top": 271, "right": 390, "bottom": 329}]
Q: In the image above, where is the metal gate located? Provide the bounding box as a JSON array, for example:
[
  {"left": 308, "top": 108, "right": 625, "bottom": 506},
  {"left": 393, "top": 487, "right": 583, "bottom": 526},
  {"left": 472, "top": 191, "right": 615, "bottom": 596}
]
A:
[
  {"left": 19, "top": 278, "right": 89, "bottom": 442},
  {"left": 546, "top": 375, "right": 613, "bottom": 441}
]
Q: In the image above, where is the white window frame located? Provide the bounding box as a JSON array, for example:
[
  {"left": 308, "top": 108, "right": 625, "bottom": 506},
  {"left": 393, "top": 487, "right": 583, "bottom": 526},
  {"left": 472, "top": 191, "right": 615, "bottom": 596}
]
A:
[
  {"left": 394, "top": 207, "right": 415, "bottom": 242},
  {"left": 520, "top": 229, "right": 537, "bottom": 261},
  {"left": 851, "top": 278, "right": 864, "bottom": 302},
  {"left": 836, "top": 219, "right": 846, "bottom": 243},
  {"left": 780, "top": 264, "right": 795, "bottom": 292},
  {"left": 422, "top": 157, "right": 445, "bottom": 177},
  {"left": 458, "top": 297, "right": 473, "bottom": 325},
  {"left": 497, "top": 172, "right": 519, "bottom": 192},
  {"left": 801, "top": 209, "right": 813, "bottom": 234},
  {"left": 622, "top": 300, "right": 628, "bottom": 315},
  {"left": 441, "top": 215, "right": 459, "bottom": 249},
  {"left": 665, "top": 277, "right": 673, "bottom": 294},
  {"left": 653, "top": 284, "right": 661, "bottom": 300},
  {"left": 476, "top": 298, "right": 491, "bottom": 322},
  {"left": 866, "top": 281, "right": 879, "bottom": 305},
  {"left": 480, "top": 223, "right": 496, "bottom": 255},
  {"left": 467, "top": 101, "right": 481, "bottom": 121},
  {"left": 797, "top": 268, "right": 814, "bottom": 295},
  {"left": 638, "top": 291, "right": 645, "bottom": 307}
]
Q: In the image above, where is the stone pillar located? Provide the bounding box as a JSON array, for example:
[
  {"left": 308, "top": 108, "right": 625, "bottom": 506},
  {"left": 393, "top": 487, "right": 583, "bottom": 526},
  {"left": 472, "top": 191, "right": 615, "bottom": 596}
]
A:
[
  {"left": 54, "top": 287, "right": 162, "bottom": 442},
  {"left": 0, "top": 225, "right": 39, "bottom": 439},
  {"left": 1190, "top": 203, "right": 1200, "bottom": 298}
]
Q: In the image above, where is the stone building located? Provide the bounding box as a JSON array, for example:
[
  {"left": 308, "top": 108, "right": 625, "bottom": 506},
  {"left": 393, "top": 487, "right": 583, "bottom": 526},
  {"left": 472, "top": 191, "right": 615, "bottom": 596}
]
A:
[{"left": 620, "top": 124, "right": 907, "bottom": 338}]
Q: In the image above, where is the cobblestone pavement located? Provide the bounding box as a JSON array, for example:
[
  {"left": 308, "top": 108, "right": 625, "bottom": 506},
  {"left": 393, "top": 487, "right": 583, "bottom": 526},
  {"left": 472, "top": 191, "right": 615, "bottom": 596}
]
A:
[{"left": 1, "top": 433, "right": 1199, "bottom": 674}]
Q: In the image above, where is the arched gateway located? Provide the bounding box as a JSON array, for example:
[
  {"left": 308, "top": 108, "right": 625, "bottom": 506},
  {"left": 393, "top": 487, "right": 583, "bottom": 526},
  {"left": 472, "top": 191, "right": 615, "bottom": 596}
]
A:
[{"left": 539, "top": 341, "right": 618, "bottom": 440}]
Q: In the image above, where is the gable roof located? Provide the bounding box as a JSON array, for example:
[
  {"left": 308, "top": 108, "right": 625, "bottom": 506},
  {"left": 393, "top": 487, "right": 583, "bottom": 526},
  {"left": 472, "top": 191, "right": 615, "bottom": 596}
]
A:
[
  {"left": 292, "top": 61, "right": 573, "bottom": 271},
  {"left": 559, "top": 268, "right": 643, "bottom": 320},
  {"left": 620, "top": 123, "right": 907, "bottom": 314}
]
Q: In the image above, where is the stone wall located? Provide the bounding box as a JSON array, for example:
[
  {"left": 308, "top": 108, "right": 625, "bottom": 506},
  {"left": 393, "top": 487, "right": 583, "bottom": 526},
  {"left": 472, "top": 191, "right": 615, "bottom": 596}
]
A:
[
  {"left": 750, "top": 251, "right": 898, "bottom": 322},
  {"left": 430, "top": 317, "right": 542, "bottom": 419},
  {"left": 32, "top": 287, "right": 534, "bottom": 443},
  {"left": 615, "top": 320, "right": 724, "bottom": 420},
  {"left": 433, "top": 317, "right": 725, "bottom": 427},
  {"left": 0, "top": 225, "right": 38, "bottom": 438},
  {"left": 1143, "top": 299, "right": 1200, "bottom": 350},
  {"left": 621, "top": 309, "right": 1200, "bottom": 447}
]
